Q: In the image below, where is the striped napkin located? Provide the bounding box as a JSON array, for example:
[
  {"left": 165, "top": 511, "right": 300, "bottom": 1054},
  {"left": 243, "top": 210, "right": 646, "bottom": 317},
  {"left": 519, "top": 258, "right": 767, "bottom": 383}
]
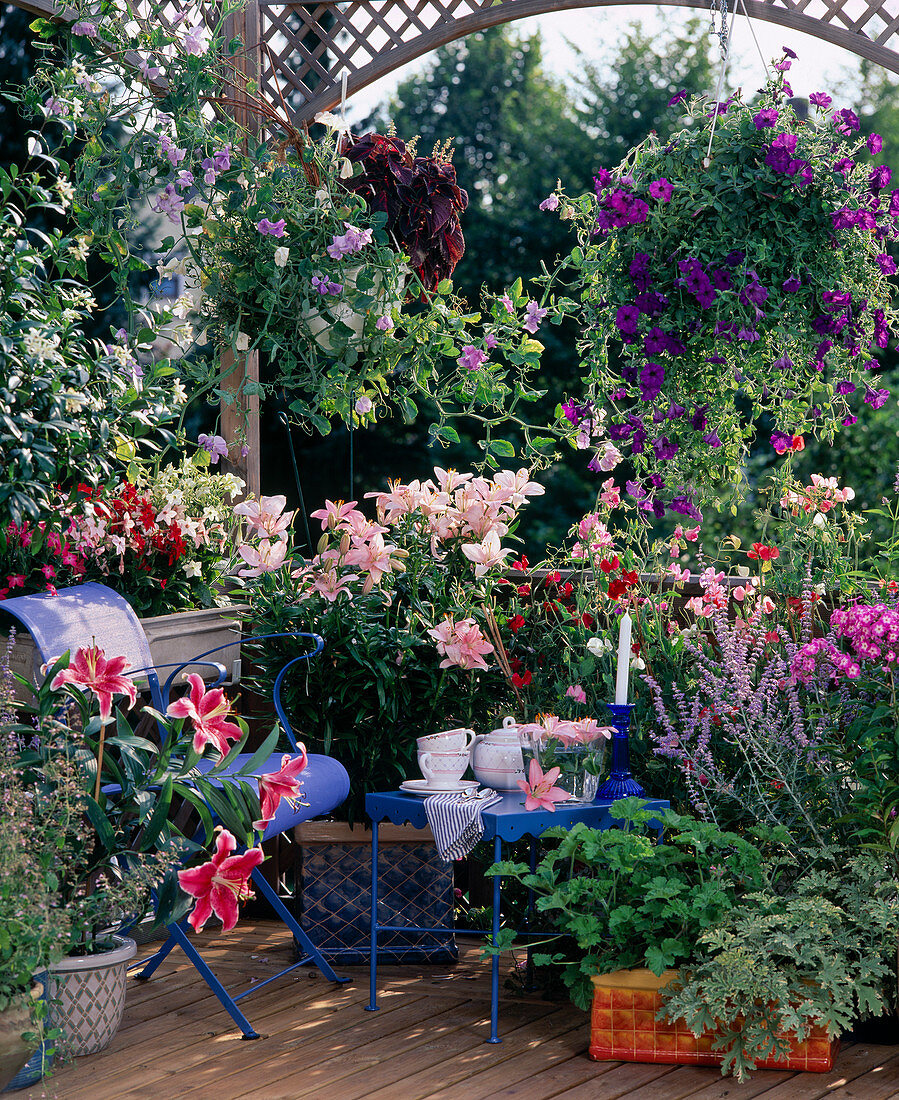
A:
[{"left": 423, "top": 789, "right": 502, "bottom": 862}]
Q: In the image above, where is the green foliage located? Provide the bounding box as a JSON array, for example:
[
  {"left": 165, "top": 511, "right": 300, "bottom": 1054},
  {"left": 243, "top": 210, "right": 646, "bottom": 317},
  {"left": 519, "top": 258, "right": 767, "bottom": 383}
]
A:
[
  {"left": 492, "top": 798, "right": 785, "bottom": 1009},
  {"left": 661, "top": 853, "right": 899, "bottom": 1080}
]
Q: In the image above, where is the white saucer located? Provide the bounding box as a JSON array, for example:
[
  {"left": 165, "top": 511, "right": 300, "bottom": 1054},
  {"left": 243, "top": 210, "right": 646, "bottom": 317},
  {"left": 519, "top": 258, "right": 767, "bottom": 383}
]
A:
[{"left": 399, "top": 779, "right": 479, "bottom": 797}]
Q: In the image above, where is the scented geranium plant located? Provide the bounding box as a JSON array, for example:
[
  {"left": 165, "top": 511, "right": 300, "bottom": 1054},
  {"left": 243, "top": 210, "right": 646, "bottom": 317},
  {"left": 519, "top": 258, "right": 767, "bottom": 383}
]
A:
[
  {"left": 0, "top": 461, "right": 291, "bottom": 615},
  {"left": 545, "top": 52, "right": 899, "bottom": 515},
  {"left": 244, "top": 466, "right": 546, "bottom": 818},
  {"left": 20, "top": 4, "right": 573, "bottom": 463},
  {"left": 13, "top": 641, "right": 311, "bottom": 950}
]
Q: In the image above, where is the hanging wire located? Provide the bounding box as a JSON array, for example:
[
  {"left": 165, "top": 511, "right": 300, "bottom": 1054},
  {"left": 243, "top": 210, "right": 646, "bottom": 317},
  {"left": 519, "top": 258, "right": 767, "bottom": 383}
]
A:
[
  {"left": 704, "top": 0, "right": 733, "bottom": 166},
  {"left": 278, "top": 411, "right": 314, "bottom": 559},
  {"left": 736, "top": 0, "right": 772, "bottom": 79},
  {"left": 348, "top": 390, "right": 356, "bottom": 500}
]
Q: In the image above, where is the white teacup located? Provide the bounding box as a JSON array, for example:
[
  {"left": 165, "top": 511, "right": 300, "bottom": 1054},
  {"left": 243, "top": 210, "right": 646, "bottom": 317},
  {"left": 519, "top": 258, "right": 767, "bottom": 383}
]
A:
[
  {"left": 416, "top": 727, "right": 475, "bottom": 753},
  {"left": 418, "top": 748, "right": 471, "bottom": 787}
]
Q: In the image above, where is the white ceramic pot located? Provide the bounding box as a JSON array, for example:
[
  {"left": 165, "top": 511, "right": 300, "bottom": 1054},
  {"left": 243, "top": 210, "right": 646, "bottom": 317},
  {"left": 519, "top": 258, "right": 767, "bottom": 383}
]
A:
[
  {"left": 471, "top": 716, "right": 525, "bottom": 791},
  {"left": 47, "top": 936, "right": 136, "bottom": 1057}
]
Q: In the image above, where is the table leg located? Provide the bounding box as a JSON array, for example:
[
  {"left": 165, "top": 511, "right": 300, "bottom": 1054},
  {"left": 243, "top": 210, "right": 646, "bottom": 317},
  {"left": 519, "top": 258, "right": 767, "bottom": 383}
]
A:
[
  {"left": 488, "top": 834, "right": 502, "bottom": 1044},
  {"left": 525, "top": 836, "right": 538, "bottom": 992},
  {"left": 365, "top": 819, "right": 380, "bottom": 1013}
]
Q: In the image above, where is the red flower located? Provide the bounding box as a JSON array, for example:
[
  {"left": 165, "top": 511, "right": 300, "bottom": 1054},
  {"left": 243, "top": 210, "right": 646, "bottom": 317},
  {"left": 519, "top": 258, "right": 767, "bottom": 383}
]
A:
[
  {"left": 508, "top": 614, "right": 526, "bottom": 634},
  {"left": 50, "top": 645, "right": 138, "bottom": 720},
  {"left": 517, "top": 584, "right": 531, "bottom": 598},
  {"left": 177, "top": 829, "right": 265, "bottom": 932},
  {"left": 607, "top": 579, "right": 627, "bottom": 600},
  {"left": 511, "top": 556, "right": 529, "bottom": 572},
  {"left": 747, "top": 543, "right": 780, "bottom": 561},
  {"left": 599, "top": 556, "right": 619, "bottom": 574},
  {"left": 544, "top": 571, "right": 561, "bottom": 585},
  {"left": 256, "top": 750, "right": 307, "bottom": 827},
  {"left": 764, "top": 630, "right": 780, "bottom": 643},
  {"left": 621, "top": 569, "right": 639, "bottom": 586},
  {"left": 166, "top": 674, "right": 243, "bottom": 756},
  {"left": 511, "top": 670, "right": 533, "bottom": 688},
  {"left": 582, "top": 613, "right": 595, "bottom": 629}
]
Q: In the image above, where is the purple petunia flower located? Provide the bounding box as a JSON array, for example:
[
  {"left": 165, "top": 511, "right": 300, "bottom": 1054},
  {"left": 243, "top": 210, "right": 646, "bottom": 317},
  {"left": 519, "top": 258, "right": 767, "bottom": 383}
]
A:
[
  {"left": 702, "top": 431, "right": 722, "bottom": 447},
  {"left": 832, "top": 108, "right": 860, "bottom": 135},
  {"left": 639, "top": 362, "right": 665, "bottom": 402},
  {"left": 870, "top": 165, "right": 892, "bottom": 192},
  {"left": 868, "top": 134, "right": 884, "bottom": 155},
  {"left": 783, "top": 275, "right": 802, "bottom": 293},
  {"left": 669, "top": 89, "right": 689, "bottom": 107},
  {"left": 648, "top": 178, "right": 673, "bottom": 202},
  {"left": 809, "top": 92, "right": 832, "bottom": 109},
  {"left": 836, "top": 380, "right": 856, "bottom": 395},
  {"left": 753, "top": 108, "right": 779, "bottom": 129},
  {"left": 652, "top": 436, "right": 678, "bottom": 460},
  {"left": 257, "top": 218, "right": 286, "bottom": 237},
  {"left": 842, "top": 415, "right": 858, "bottom": 425},
  {"left": 772, "top": 354, "right": 793, "bottom": 371},
  {"left": 774, "top": 58, "right": 792, "bottom": 72},
  {"left": 877, "top": 254, "right": 898, "bottom": 275},
  {"left": 485, "top": 332, "right": 498, "bottom": 349},
  {"left": 616, "top": 304, "right": 640, "bottom": 337},
  {"left": 635, "top": 291, "right": 668, "bottom": 317},
  {"left": 782, "top": 46, "right": 798, "bottom": 58},
  {"left": 865, "top": 387, "right": 890, "bottom": 409},
  {"left": 562, "top": 399, "right": 591, "bottom": 426}
]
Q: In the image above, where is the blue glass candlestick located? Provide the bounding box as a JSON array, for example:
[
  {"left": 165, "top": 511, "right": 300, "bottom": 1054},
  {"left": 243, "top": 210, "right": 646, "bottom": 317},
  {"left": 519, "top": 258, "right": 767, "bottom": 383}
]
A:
[{"left": 596, "top": 703, "right": 645, "bottom": 798}]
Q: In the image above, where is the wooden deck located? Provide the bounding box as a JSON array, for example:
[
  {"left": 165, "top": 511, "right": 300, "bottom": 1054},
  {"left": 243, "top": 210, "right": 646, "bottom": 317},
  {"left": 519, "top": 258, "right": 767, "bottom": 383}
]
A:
[{"left": 29, "top": 922, "right": 899, "bottom": 1100}]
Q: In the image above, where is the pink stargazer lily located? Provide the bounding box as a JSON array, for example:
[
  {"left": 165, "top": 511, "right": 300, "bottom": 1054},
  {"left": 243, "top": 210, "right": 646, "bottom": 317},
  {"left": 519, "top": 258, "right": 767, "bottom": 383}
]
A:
[
  {"left": 50, "top": 645, "right": 138, "bottom": 720},
  {"left": 517, "top": 758, "right": 570, "bottom": 812},
  {"left": 256, "top": 749, "right": 308, "bottom": 827},
  {"left": 177, "top": 829, "right": 265, "bottom": 932},
  {"left": 166, "top": 674, "right": 242, "bottom": 756}
]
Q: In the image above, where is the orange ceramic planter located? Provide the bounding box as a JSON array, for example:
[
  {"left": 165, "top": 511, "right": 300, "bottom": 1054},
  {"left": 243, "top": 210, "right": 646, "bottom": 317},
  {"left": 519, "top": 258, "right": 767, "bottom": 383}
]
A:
[{"left": 589, "top": 969, "right": 838, "bottom": 1073}]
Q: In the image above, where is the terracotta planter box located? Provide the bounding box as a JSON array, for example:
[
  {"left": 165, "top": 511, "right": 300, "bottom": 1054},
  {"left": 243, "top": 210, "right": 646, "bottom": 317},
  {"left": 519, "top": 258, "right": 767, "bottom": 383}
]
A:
[
  {"left": 589, "top": 969, "right": 838, "bottom": 1073},
  {"left": 7, "top": 604, "right": 248, "bottom": 703}
]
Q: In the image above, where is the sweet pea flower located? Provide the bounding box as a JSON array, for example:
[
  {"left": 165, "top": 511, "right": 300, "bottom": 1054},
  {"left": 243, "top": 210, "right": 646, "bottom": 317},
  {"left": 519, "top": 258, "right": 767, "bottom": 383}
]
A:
[
  {"left": 539, "top": 194, "right": 560, "bottom": 211},
  {"left": 177, "top": 830, "right": 264, "bottom": 932},
  {"left": 523, "top": 300, "right": 548, "bottom": 334},
  {"left": 198, "top": 433, "right": 229, "bottom": 464},
  {"left": 566, "top": 685, "right": 587, "bottom": 704},
  {"left": 181, "top": 23, "right": 211, "bottom": 55},
  {"left": 375, "top": 315, "right": 394, "bottom": 331},
  {"left": 458, "top": 345, "right": 488, "bottom": 371},
  {"left": 257, "top": 218, "right": 286, "bottom": 238},
  {"left": 355, "top": 395, "right": 373, "bottom": 415},
  {"left": 274, "top": 246, "right": 289, "bottom": 268},
  {"left": 72, "top": 21, "right": 98, "bottom": 36}
]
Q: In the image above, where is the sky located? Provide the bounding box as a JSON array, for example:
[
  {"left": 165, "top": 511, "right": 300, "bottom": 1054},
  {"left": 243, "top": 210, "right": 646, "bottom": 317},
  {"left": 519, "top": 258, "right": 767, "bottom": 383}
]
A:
[{"left": 344, "top": 5, "right": 866, "bottom": 123}]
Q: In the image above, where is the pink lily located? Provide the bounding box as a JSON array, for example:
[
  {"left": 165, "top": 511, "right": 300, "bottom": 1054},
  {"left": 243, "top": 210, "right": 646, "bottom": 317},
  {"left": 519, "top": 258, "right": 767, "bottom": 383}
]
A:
[
  {"left": 237, "top": 539, "right": 287, "bottom": 577},
  {"left": 461, "top": 530, "right": 512, "bottom": 577},
  {"left": 166, "top": 673, "right": 243, "bottom": 756},
  {"left": 517, "top": 758, "right": 570, "bottom": 811},
  {"left": 50, "top": 645, "right": 137, "bottom": 720},
  {"left": 310, "top": 499, "right": 359, "bottom": 531},
  {"left": 344, "top": 533, "right": 402, "bottom": 593},
  {"left": 177, "top": 829, "right": 265, "bottom": 932},
  {"left": 256, "top": 749, "right": 308, "bottom": 827},
  {"left": 233, "top": 495, "right": 294, "bottom": 541}
]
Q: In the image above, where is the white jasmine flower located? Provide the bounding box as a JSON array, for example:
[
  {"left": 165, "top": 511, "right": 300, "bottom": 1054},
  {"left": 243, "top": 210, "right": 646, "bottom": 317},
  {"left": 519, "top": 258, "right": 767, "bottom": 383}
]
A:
[{"left": 54, "top": 177, "right": 75, "bottom": 208}]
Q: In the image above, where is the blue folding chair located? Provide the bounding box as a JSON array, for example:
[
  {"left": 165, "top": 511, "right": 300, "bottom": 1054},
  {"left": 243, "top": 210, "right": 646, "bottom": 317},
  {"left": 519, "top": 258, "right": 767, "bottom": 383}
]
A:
[{"left": 0, "top": 582, "right": 352, "bottom": 1039}]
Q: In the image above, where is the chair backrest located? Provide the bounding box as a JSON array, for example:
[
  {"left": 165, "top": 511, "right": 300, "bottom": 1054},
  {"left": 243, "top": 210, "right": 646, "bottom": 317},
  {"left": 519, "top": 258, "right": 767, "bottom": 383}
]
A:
[{"left": 0, "top": 582, "right": 164, "bottom": 708}]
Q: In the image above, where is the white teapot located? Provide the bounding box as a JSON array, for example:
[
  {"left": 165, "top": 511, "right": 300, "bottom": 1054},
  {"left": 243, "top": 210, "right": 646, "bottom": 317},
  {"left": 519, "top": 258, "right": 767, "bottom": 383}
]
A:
[{"left": 471, "top": 717, "right": 525, "bottom": 791}]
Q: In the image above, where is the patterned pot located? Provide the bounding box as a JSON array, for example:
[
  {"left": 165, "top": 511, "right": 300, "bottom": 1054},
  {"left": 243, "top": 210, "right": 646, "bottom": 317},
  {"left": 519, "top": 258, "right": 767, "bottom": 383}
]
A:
[{"left": 47, "top": 937, "right": 136, "bottom": 1057}]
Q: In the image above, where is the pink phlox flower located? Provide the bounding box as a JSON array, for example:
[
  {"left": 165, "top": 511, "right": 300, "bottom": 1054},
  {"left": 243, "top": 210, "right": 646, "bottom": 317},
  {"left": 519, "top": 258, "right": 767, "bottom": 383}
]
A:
[
  {"left": 461, "top": 530, "right": 512, "bottom": 577},
  {"left": 517, "top": 758, "right": 570, "bottom": 811},
  {"left": 166, "top": 673, "right": 243, "bottom": 756},
  {"left": 310, "top": 499, "right": 359, "bottom": 531},
  {"left": 565, "top": 684, "right": 587, "bottom": 704},
  {"left": 523, "top": 300, "right": 548, "bottom": 334},
  {"left": 256, "top": 749, "right": 307, "bottom": 827},
  {"left": 50, "top": 645, "right": 138, "bottom": 720},
  {"left": 237, "top": 539, "right": 288, "bottom": 577},
  {"left": 177, "top": 829, "right": 264, "bottom": 932}
]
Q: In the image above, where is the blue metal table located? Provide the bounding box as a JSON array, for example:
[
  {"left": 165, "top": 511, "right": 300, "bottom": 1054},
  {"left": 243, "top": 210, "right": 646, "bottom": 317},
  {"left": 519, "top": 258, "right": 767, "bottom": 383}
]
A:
[{"left": 364, "top": 790, "right": 670, "bottom": 1043}]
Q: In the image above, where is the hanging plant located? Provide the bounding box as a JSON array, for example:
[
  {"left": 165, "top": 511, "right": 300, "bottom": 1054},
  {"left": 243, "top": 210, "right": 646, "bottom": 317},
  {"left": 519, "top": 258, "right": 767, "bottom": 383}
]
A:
[
  {"left": 547, "top": 53, "right": 899, "bottom": 517},
  {"left": 339, "top": 132, "right": 468, "bottom": 291}
]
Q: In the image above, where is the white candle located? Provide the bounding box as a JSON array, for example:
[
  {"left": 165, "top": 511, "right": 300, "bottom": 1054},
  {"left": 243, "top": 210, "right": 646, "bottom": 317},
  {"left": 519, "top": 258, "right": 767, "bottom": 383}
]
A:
[{"left": 614, "top": 612, "right": 633, "bottom": 705}]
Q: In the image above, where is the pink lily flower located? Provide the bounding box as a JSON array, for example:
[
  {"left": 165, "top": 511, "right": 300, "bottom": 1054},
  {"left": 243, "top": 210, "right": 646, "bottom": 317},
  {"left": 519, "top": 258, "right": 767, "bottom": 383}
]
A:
[
  {"left": 233, "top": 495, "right": 294, "bottom": 541},
  {"left": 344, "top": 533, "right": 401, "bottom": 593},
  {"left": 517, "top": 758, "right": 570, "bottom": 811},
  {"left": 237, "top": 539, "right": 288, "bottom": 577},
  {"left": 309, "top": 499, "right": 359, "bottom": 531},
  {"left": 461, "top": 530, "right": 512, "bottom": 577},
  {"left": 50, "top": 645, "right": 138, "bottom": 720},
  {"left": 256, "top": 749, "right": 308, "bottom": 827},
  {"left": 177, "top": 829, "right": 265, "bottom": 932},
  {"left": 166, "top": 673, "right": 242, "bottom": 756}
]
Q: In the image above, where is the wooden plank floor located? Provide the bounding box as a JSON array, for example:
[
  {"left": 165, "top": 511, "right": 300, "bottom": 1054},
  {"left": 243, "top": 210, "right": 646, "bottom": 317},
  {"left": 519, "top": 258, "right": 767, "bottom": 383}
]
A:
[{"left": 26, "top": 922, "right": 899, "bottom": 1100}]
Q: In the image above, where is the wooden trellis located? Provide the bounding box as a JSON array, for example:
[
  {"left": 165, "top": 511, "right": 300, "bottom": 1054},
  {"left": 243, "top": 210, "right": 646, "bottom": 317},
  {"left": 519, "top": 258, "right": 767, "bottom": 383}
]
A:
[{"left": 9, "top": 0, "right": 899, "bottom": 491}]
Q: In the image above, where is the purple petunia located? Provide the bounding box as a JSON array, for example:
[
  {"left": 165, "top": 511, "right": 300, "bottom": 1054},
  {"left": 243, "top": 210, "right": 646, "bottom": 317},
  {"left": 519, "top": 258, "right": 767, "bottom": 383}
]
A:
[
  {"left": 870, "top": 165, "right": 892, "bottom": 192},
  {"left": 772, "top": 354, "right": 793, "bottom": 371},
  {"left": 639, "top": 362, "right": 665, "bottom": 402},
  {"left": 868, "top": 134, "right": 884, "bottom": 155},
  {"left": 616, "top": 304, "right": 640, "bottom": 337},
  {"left": 836, "top": 380, "right": 856, "bottom": 395},
  {"left": 865, "top": 387, "right": 890, "bottom": 409},
  {"left": 648, "top": 178, "right": 674, "bottom": 201},
  {"left": 783, "top": 275, "right": 802, "bottom": 292},
  {"left": 832, "top": 108, "right": 861, "bottom": 135},
  {"left": 668, "top": 89, "right": 689, "bottom": 107},
  {"left": 809, "top": 92, "right": 832, "bottom": 109},
  {"left": 652, "top": 436, "right": 678, "bottom": 460},
  {"left": 753, "top": 108, "right": 779, "bottom": 129},
  {"left": 877, "top": 254, "right": 898, "bottom": 275}
]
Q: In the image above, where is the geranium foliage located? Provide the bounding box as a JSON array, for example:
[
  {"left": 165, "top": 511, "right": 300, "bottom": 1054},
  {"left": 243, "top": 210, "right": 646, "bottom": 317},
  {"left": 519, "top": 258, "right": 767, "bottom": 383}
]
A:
[{"left": 548, "top": 55, "right": 899, "bottom": 516}]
